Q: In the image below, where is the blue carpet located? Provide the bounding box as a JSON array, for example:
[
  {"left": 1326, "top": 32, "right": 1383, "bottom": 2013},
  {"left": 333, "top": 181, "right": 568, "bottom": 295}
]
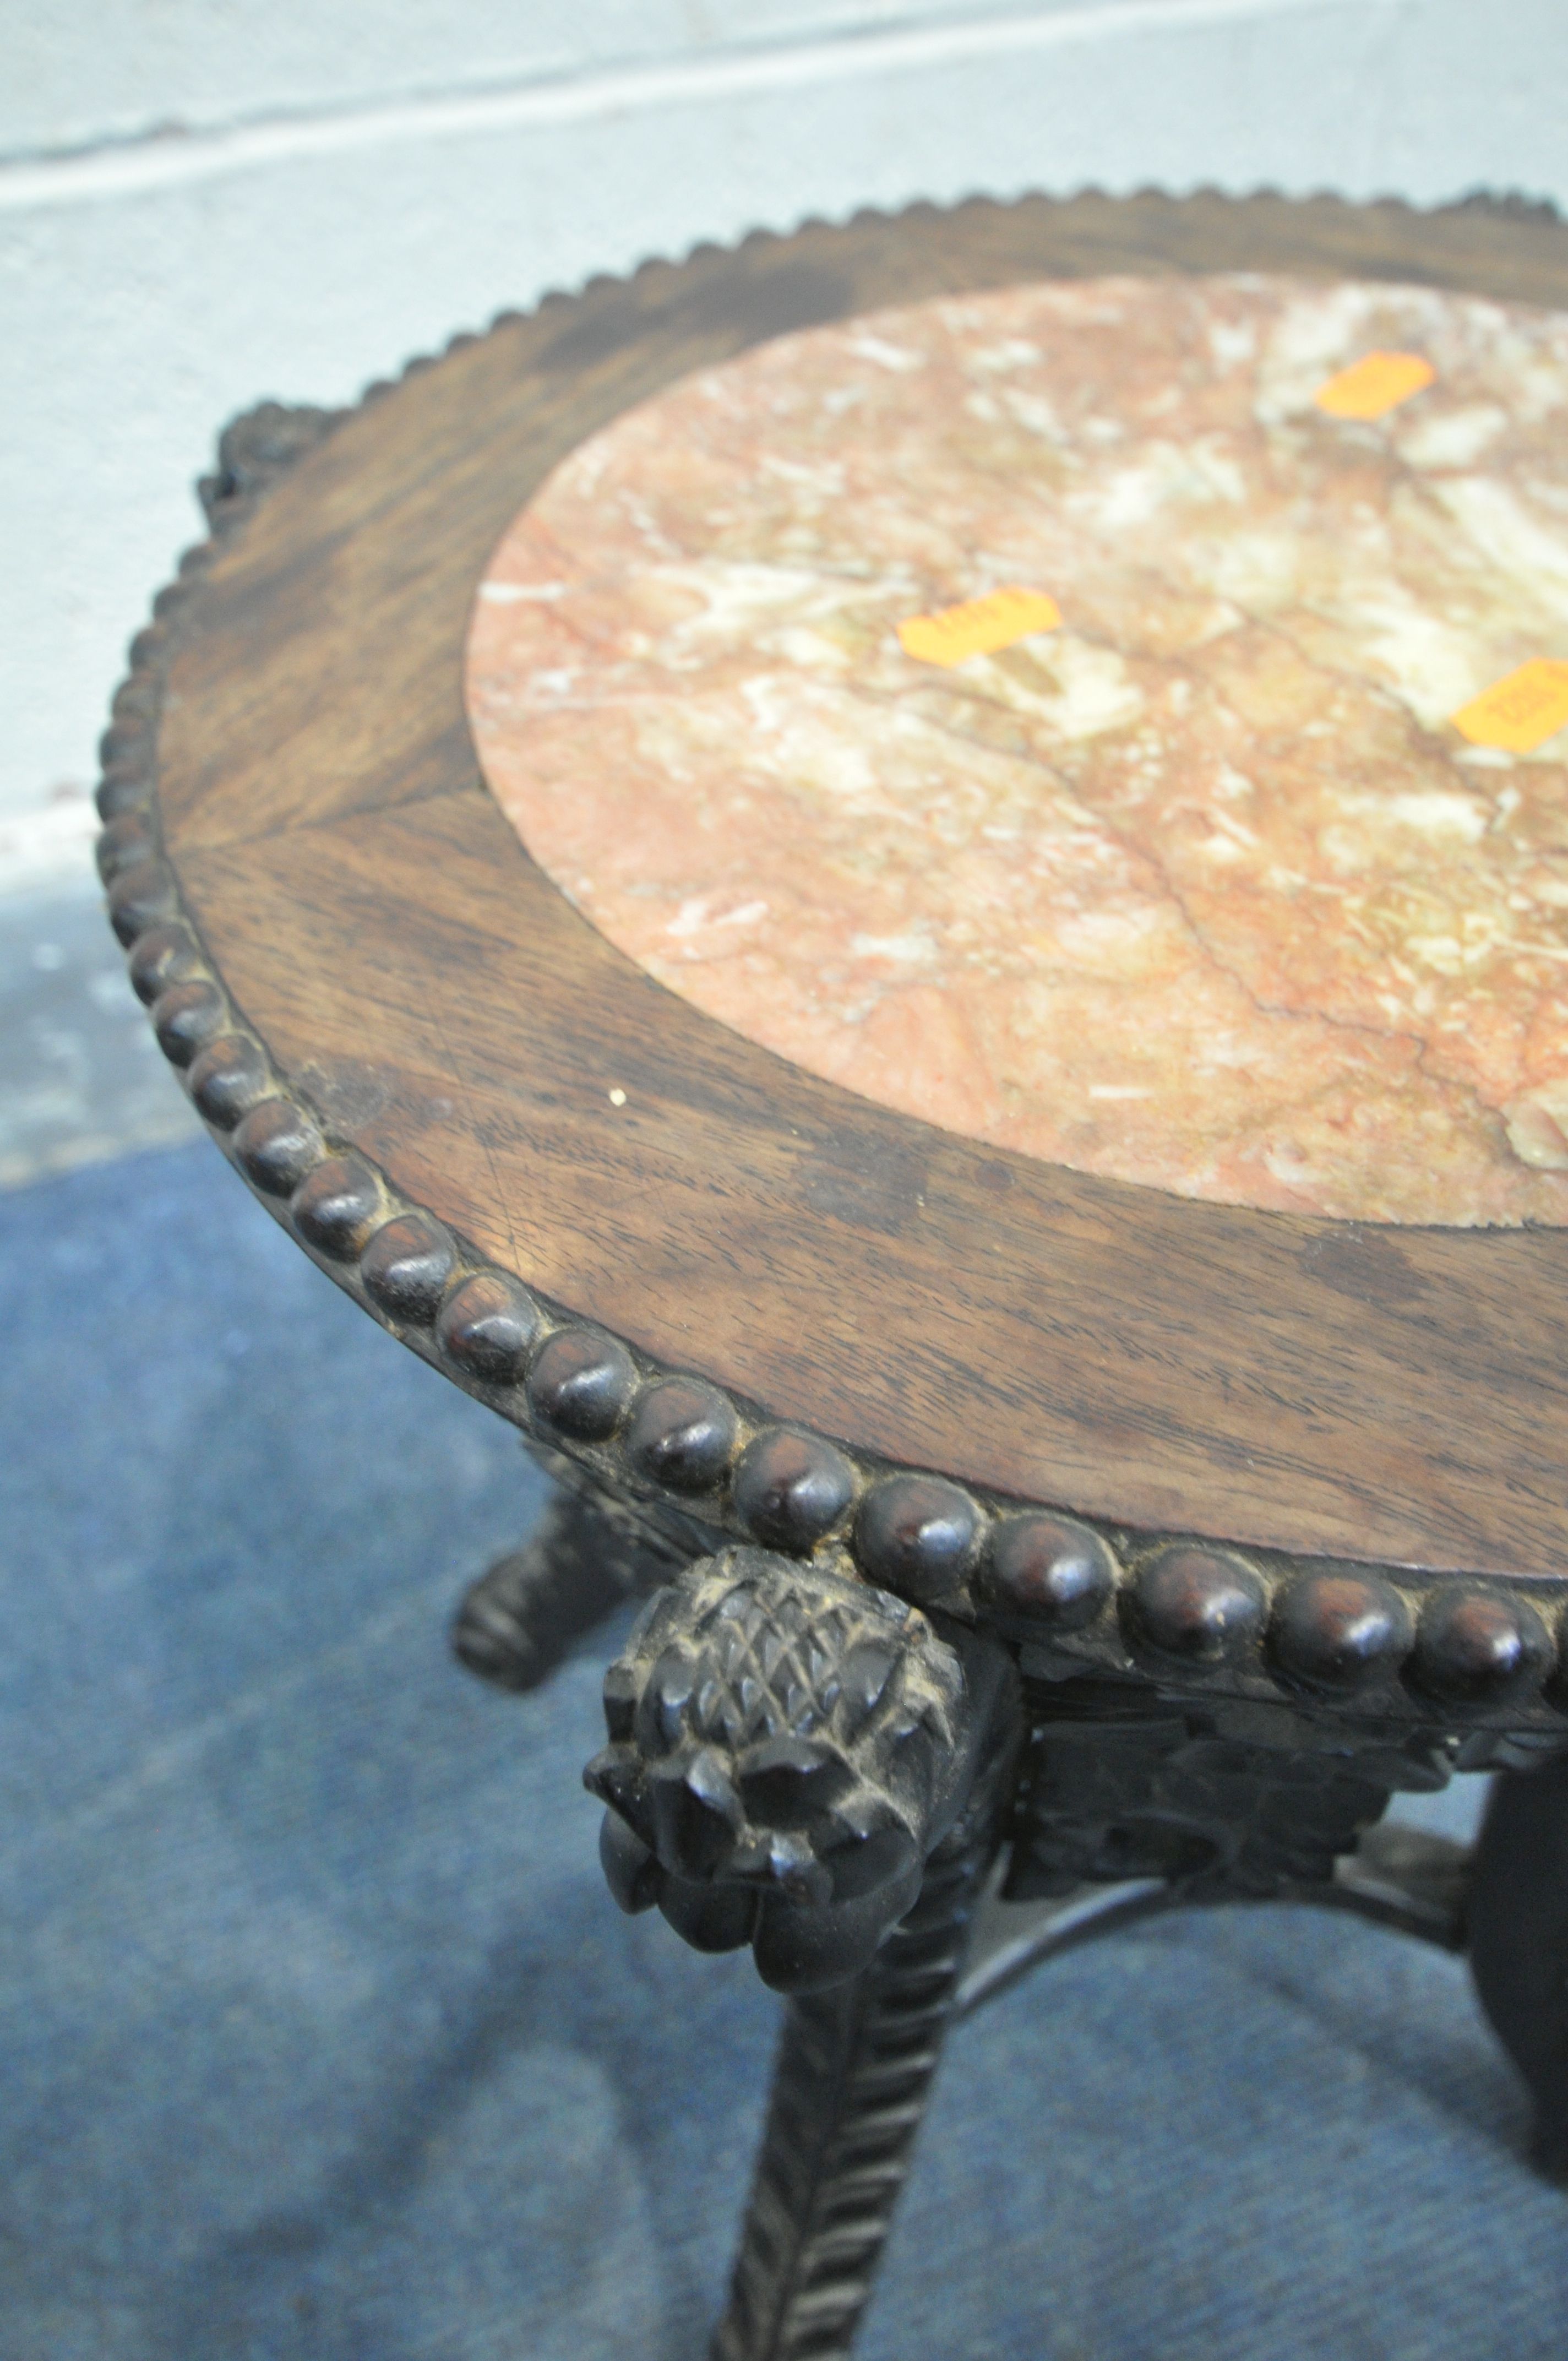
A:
[{"left": 2, "top": 1140, "right": 1565, "bottom": 2359}]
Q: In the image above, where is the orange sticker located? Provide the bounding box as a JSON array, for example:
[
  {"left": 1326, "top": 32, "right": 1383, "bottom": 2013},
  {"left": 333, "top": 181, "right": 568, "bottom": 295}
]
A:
[
  {"left": 1451, "top": 659, "right": 1568, "bottom": 754},
  {"left": 1313, "top": 350, "right": 1436, "bottom": 421},
  {"left": 898, "top": 586, "right": 1061, "bottom": 667}
]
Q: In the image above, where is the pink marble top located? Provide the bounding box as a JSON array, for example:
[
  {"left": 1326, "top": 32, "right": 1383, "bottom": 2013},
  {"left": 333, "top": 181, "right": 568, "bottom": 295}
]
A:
[{"left": 465, "top": 274, "right": 1568, "bottom": 1226}]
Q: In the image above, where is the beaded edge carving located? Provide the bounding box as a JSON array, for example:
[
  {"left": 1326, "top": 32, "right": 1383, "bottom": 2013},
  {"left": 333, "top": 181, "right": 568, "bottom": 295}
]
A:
[{"left": 95, "top": 195, "right": 1568, "bottom": 1736}]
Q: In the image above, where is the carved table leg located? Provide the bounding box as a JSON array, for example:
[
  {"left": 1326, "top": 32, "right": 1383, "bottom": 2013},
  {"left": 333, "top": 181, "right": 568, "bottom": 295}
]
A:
[
  {"left": 453, "top": 1463, "right": 692, "bottom": 1694},
  {"left": 581, "top": 1542, "right": 1018, "bottom": 2357},
  {"left": 1469, "top": 1754, "right": 1568, "bottom": 2177},
  {"left": 581, "top": 1539, "right": 1021, "bottom": 2353},
  {"left": 710, "top": 1774, "right": 1006, "bottom": 2361}
]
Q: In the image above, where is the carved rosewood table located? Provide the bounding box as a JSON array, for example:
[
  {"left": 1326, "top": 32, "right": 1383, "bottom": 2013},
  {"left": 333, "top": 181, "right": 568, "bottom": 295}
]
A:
[{"left": 100, "top": 192, "right": 1568, "bottom": 2355}]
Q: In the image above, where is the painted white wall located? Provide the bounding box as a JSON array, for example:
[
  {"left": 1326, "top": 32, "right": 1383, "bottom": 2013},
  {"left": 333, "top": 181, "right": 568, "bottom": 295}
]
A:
[
  {"left": 4, "top": 2, "right": 1130, "bottom": 150},
  {"left": 2, "top": 0, "right": 1564, "bottom": 893}
]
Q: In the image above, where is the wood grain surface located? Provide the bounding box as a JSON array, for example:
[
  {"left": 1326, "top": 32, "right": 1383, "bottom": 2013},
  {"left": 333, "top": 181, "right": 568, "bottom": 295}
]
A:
[{"left": 155, "top": 192, "right": 1568, "bottom": 1581}]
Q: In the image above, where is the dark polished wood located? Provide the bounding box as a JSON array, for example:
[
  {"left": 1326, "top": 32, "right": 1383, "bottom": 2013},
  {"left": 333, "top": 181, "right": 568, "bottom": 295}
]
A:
[
  {"left": 151, "top": 193, "right": 1568, "bottom": 1583},
  {"left": 520, "top": 1494, "right": 1539, "bottom": 2358}
]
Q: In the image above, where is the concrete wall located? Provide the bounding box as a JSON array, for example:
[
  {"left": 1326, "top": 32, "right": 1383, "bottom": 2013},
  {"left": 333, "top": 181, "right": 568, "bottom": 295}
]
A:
[{"left": 2, "top": 0, "right": 1564, "bottom": 900}]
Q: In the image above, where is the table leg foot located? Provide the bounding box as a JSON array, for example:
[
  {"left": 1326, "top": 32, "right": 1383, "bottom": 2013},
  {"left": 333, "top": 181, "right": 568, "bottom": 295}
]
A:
[
  {"left": 1469, "top": 1756, "right": 1568, "bottom": 2180},
  {"left": 451, "top": 1479, "right": 680, "bottom": 1694}
]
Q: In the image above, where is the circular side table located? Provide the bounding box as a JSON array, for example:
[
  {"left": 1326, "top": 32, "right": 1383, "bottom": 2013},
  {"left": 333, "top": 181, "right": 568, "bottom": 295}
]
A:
[{"left": 101, "top": 191, "right": 1568, "bottom": 2358}]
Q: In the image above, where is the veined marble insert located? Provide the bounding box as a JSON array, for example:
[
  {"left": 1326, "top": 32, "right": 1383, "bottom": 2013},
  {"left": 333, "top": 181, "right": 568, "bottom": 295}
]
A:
[{"left": 465, "top": 275, "right": 1568, "bottom": 1226}]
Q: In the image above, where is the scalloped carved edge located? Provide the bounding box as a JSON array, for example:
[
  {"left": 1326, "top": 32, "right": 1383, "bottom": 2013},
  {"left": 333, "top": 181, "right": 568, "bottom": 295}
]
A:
[{"left": 97, "top": 189, "right": 1568, "bottom": 1738}]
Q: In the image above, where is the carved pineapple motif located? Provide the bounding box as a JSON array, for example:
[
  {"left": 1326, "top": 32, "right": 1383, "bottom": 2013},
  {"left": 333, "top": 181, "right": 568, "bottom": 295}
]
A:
[{"left": 585, "top": 1546, "right": 977, "bottom": 1990}]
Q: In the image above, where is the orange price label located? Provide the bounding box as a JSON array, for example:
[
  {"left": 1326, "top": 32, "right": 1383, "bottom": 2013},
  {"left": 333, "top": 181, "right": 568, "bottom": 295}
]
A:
[
  {"left": 898, "top": 586, "right": 1061, "bottom": 667},
  {"left": 1450, "top": 659, "right": 1568, "bottom": 754},
  {"left": 1313, "top": 351, "right": 1436, "bottom": 421}
]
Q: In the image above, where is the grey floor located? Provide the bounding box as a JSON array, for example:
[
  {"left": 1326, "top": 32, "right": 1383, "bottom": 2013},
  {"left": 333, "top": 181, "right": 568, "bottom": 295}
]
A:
[{"left": 4, "top": 1134, "right": 1567, "bottom": 2358}]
